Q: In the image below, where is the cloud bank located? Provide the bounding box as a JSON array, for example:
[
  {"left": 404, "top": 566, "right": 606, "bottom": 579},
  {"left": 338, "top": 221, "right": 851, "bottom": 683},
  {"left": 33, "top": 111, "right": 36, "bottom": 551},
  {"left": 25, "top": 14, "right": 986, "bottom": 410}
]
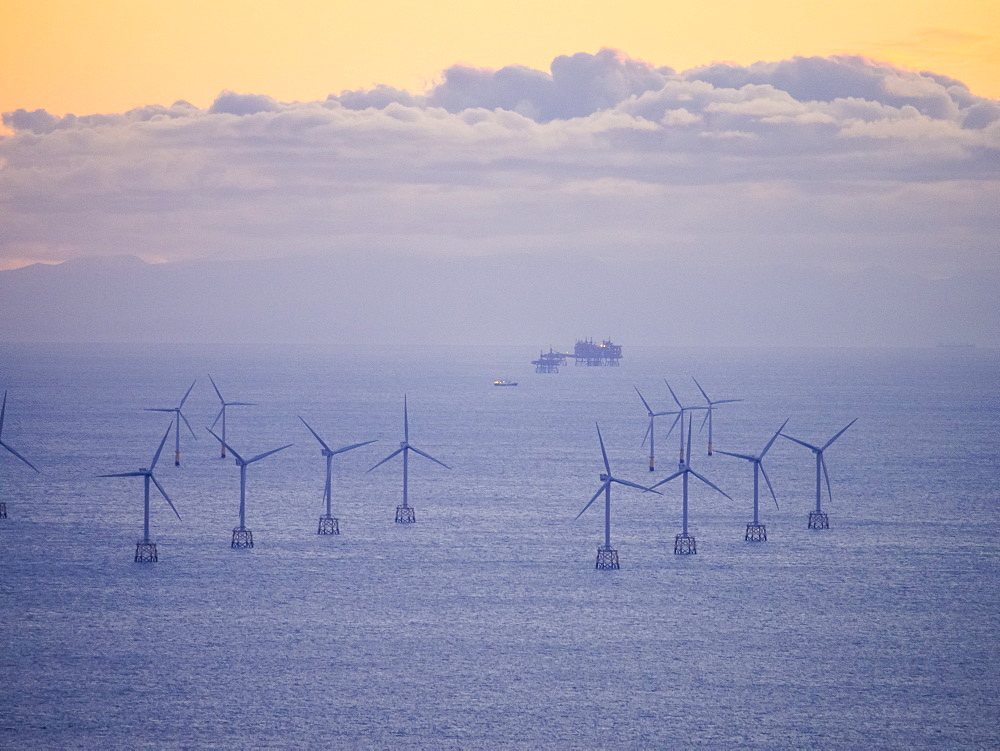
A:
[{"left": 1, "top": 49, "right": 998, "bottom": 281}]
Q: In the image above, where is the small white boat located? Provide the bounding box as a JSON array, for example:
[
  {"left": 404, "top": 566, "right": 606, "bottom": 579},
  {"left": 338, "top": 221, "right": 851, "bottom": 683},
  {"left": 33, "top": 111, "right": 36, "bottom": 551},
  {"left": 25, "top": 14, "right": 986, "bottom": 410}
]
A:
[{"left": 493, "top": 380, "right": 518, "bottom": 386}]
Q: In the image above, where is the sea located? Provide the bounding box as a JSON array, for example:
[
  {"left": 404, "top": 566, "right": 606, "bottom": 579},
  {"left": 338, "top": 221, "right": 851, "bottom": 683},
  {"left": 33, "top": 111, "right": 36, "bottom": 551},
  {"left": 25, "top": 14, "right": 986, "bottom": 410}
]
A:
[{"left": 1, "top": 343, "right": 997, "bottom": 749}]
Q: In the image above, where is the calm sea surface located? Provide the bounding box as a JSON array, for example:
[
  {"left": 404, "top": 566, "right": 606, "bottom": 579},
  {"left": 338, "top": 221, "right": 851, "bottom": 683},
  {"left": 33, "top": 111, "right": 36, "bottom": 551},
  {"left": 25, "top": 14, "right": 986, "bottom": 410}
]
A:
[{"left": 1, "top": 344, "right": 998, "bottom": 748}]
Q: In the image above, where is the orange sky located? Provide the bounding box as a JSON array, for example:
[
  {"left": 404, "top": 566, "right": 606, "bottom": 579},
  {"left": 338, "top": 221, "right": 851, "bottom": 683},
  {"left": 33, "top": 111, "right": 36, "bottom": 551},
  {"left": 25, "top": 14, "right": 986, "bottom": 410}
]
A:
[{"left": 1, "top": 0, "right": 998, "bottom": 118}]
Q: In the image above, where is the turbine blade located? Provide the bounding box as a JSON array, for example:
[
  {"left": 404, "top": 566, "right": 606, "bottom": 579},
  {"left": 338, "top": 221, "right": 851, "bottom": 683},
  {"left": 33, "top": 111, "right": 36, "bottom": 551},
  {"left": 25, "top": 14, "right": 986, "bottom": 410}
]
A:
[
  {"left": 698, "top": 407, "right": 710, "bottom": 434},
  {"left": 713, "top": 399, "right": 743, "bottom": 405},
  {"left": 650, "top": 469, "right": 684, "bottom": 490},
  {"left": 205, "top": 427, "right": 244, "bottom": 463},
  {"left": 641, "top": 420, "right": 651, "bottom": 448},
  {"left": 689, "top": 468, "right": 733, "bottom": 501},
  {"left": 179, "top": 410, "right": 198, "bottom": 439},
  {"left": 0, "top": 390, "right": 6, "bottom": 436},
  {"left": 664, "top": 412, "right": 681, "bottom": 441},
  {"left": 713, "top": 449, "right": 755, "bottom": 462},
  {"left": 691, "top": 376, "right": 711, "bottom": 403},
  {"left": 596, "top": 423, "right": 611, "bottom": 474},
  {"left": 822, "top": 455, "right": 833, "bottom": 503},
  {"left": 409, "top": 445, "right": 451, "bottom": 470},
  {"left": 823, "top": 418, "right": 858, "bottom": 451},
  {"left": 780, "top": 432, "right": 820, "bottom": 452},
  {"left": 178, "top": 379, "right": 197, "bottom": 409},
  {"left": 298, "top": 416, "right": 331, "bottom": 452},
  {"left": 403, "top": 395, "right": 409, "bottom": 443},
  {"left": 575, "top": 482, "right": 608, "bottom": 520},
  {"left": 634, "top": 386, "right": 654, "bottom": 415},
  {"left": 208, "top": 373, "right": 224, "bottom": 404},
  {"left": 368, "top": 447, "right": 404, "bottom": 472},
  {"left": 247, "top": 444, "right": 293, "bottom": 464},
  {"left": 144, "top": 408, "right": 175, "bottom": 413},
  {"left": 228, "top": 402, "right": 255, "bottom": 406},
  {"left": 664, "top": 379, "right": 682, "bottom": 408},
  {"left": 97, "top": 471, "right": 146, "bottom": 478},
  {"left": 760, "top": 418, "right": 790, "bottom": 458},
  {"left": 612, "top": 477, "right": 662, "bottom": 495},
  {"left": 760, "top": 463, "right": 779, "bottom": 510},
  {"left": 149, "top": 422, "right": 172, "bottom": 470},
  {"left": 151, "top": 474, "right": 181, "bottom": 520},
  {"left": 329, "top": 439, "right": 378, "bottom": 457},
  {"left": 210, "top": 406, "right": 224, "bottom": 430},
  {"left": 0, "top": 441, "right": 39, "bottom": 472},
  {"left": 686, "top": 414, "right": 693, "bottom": 459}
]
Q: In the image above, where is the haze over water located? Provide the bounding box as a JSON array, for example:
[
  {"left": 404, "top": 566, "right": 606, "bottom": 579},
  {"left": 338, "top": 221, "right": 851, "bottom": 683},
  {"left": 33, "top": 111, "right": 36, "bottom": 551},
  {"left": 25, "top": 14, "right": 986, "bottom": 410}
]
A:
[{"left": 1, "top": 343, "right": 997, "bottom": 747}]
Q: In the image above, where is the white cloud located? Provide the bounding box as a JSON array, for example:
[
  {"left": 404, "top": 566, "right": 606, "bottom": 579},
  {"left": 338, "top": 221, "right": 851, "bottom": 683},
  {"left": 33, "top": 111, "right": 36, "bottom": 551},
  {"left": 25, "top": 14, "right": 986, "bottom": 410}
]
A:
[{"left": 0, "top": 50, "right": 997, "bottom": 278}]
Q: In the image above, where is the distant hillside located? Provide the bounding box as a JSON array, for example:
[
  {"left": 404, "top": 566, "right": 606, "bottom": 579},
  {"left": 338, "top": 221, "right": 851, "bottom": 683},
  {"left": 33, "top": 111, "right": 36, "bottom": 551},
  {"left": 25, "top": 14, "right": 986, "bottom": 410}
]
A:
[{"left": 1, "top": 252, "right": 997, "bottom": 346}]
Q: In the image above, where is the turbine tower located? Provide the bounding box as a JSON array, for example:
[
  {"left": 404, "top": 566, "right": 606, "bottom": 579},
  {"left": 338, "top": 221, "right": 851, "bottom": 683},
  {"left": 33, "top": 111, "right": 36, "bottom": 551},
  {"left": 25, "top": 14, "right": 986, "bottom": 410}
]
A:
[
  {"left": 635, "top": 386, "right": 677, "bottom": 472},
  {"left": 651, "top": 415, "right": 733, "bottom": 554},
  {"left": 98, "top": 422, "right": 181, "bottom": 562},
  {"left": 576, "top": 423, "right": 660, "bottom": 569},
  {"left": 207, "top": 428, "right": 292, "bottom": 548},
  {"left": 692, "top": 377, "right": 743, "bottom": 456},
  {"left": 144, "top": 380, "right": 197, "bottom": 466},
  {"left": 208, "top": 374, "right": 255, "bottom": 459},
  {"left": 715, "top": 419, "right": 787, "bottom": 541},
  {"left": 663, "top": 380, "right": 707, "bottom": 467},
  {"left": 0, "top": 390, "right": 39, "bottom": 519},
  {"left": 299, "top": 416, "right": 376, "bottom": 535},
  {"left": 781, "top": 419, "right": 857, "bottom": 529},
  {"left": 368, "top": 396, "right": 450, "bottom": 524}
]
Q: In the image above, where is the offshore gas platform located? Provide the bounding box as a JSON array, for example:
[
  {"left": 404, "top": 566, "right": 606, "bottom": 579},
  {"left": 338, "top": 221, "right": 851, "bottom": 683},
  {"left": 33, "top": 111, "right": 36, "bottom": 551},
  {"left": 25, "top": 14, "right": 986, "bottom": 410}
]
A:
[{"left": 532, "top": 339, "right": 622, "bottom": 372}]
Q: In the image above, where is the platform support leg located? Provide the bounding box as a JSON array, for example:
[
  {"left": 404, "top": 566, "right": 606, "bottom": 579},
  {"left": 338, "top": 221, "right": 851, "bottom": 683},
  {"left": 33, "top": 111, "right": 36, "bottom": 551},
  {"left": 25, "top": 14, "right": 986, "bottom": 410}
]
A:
[
  {"left": 745, "top": 523, "right": 767, "bottom": 542},
  {"left": 231, "top": 528, "right": 254, "bottom": 548},
  {"left": 674, "top": 534, "right": 697, "bottom": 554},
  {"left": 317, "top": 516, "right": 340, "bottom": 535},
  {"left": 808, "top": 512, "right": 829, "bottom": 530},
  {"left": 135, "top": 541, "right": 158, "bottom": 562},
  {"left": 395, "top": 506, "right": 416, "bottom": 524},
  {"left": 595, "top": 546, "right": 619, "bottom": 570}
]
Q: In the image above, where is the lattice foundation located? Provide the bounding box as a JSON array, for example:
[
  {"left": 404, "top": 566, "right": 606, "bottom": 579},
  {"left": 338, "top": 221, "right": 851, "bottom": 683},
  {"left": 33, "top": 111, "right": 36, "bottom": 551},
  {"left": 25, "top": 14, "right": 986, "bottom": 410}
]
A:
[
  {"left": 674, "top": 534, "right": 697, "bottom": 555},
  {"left": 231, "top": 528, "right": 254, "bottom": 548},
  {"left": 808, "top": 511, "right": 829, "bottom": 530},
  {"left": 135, "top": 541, "right": 158, "bottom": 562},
  {"left": 317, "top": 516, "right": 340, "bottom": 535},
  {"left": 745, "top": 523, "right": 767, "bottom": 542},
  {"left": 395, "top": 506, "right": 416, "bottom": 524},
  {"left": 0, "top": 502, "right": 6, "bottom": 519},
  {"left": 595, "top": 547, "right": 620, "bottom": 570}
]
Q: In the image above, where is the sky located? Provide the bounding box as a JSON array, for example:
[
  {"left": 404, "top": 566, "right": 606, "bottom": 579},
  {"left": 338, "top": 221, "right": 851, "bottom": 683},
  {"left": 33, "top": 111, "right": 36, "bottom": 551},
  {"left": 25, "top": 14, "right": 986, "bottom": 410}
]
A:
[{"left": 0, "top": 1, "right": 998, "bottom": 294}]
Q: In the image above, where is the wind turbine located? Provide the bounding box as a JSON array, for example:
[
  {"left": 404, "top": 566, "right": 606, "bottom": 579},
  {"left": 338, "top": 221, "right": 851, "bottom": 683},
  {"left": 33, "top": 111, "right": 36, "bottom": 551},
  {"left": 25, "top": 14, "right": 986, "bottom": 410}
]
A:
[
  {"left": 663, "top": 380, "right": 708, "bottom": 467},
  {"left": 98, "top": 422, "right": 180, "bottom": 562},
  {"left": 576, "top": 423, "right": 660, "bottom": 569},
  {"left": 635, "top": 386, "right": 677, "bottom": 472},
  {"left": 145, "top": 380, "right": 197, "bottom": 466},
  {"left": 781, "top": 419, "right": 858, "bottom": 529},
  {"left": 651, "top": 415, "right": 733, "bottom": 554},
  {"left": 368, "top": 396, "right": 450, "bottom": 524},
  {"left": 207, "top": 427, "right": 292, "bottom": 548},
  {"left": 299, "top": 416, "right": 376, "bottom": 535},
  {"left": 692, "top": 377, "right": 743, "bottom": 456},
  {"left": 0, "top": 390, "right": 39, "bottom": 519},
  {"left": 715, "top": 419, "right": 788, "bottom": 541},
  {"left": 208, "top": 374, "right": 255, "bottom": 459}
]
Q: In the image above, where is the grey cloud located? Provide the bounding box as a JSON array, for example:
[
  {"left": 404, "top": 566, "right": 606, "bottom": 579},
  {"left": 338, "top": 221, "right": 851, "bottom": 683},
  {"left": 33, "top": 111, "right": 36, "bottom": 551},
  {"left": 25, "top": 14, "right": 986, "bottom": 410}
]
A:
[
  {"left": 333, "top": 84, "right": 421, "bottom": 111},
  {"left": 0, "top": 51, "right": 997, "bottom": 285},
  {"left": 208, "top": 90, "right": 280, "bottom": 115},
  {"left": 428, "top": 48, "right": 670, "bottom": 121},
  {"left": 687, "top": 55, "right": 962, "bottom": 120},
  {"left": 3, "top": 108, "right": 60, "bottom": 134}
]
